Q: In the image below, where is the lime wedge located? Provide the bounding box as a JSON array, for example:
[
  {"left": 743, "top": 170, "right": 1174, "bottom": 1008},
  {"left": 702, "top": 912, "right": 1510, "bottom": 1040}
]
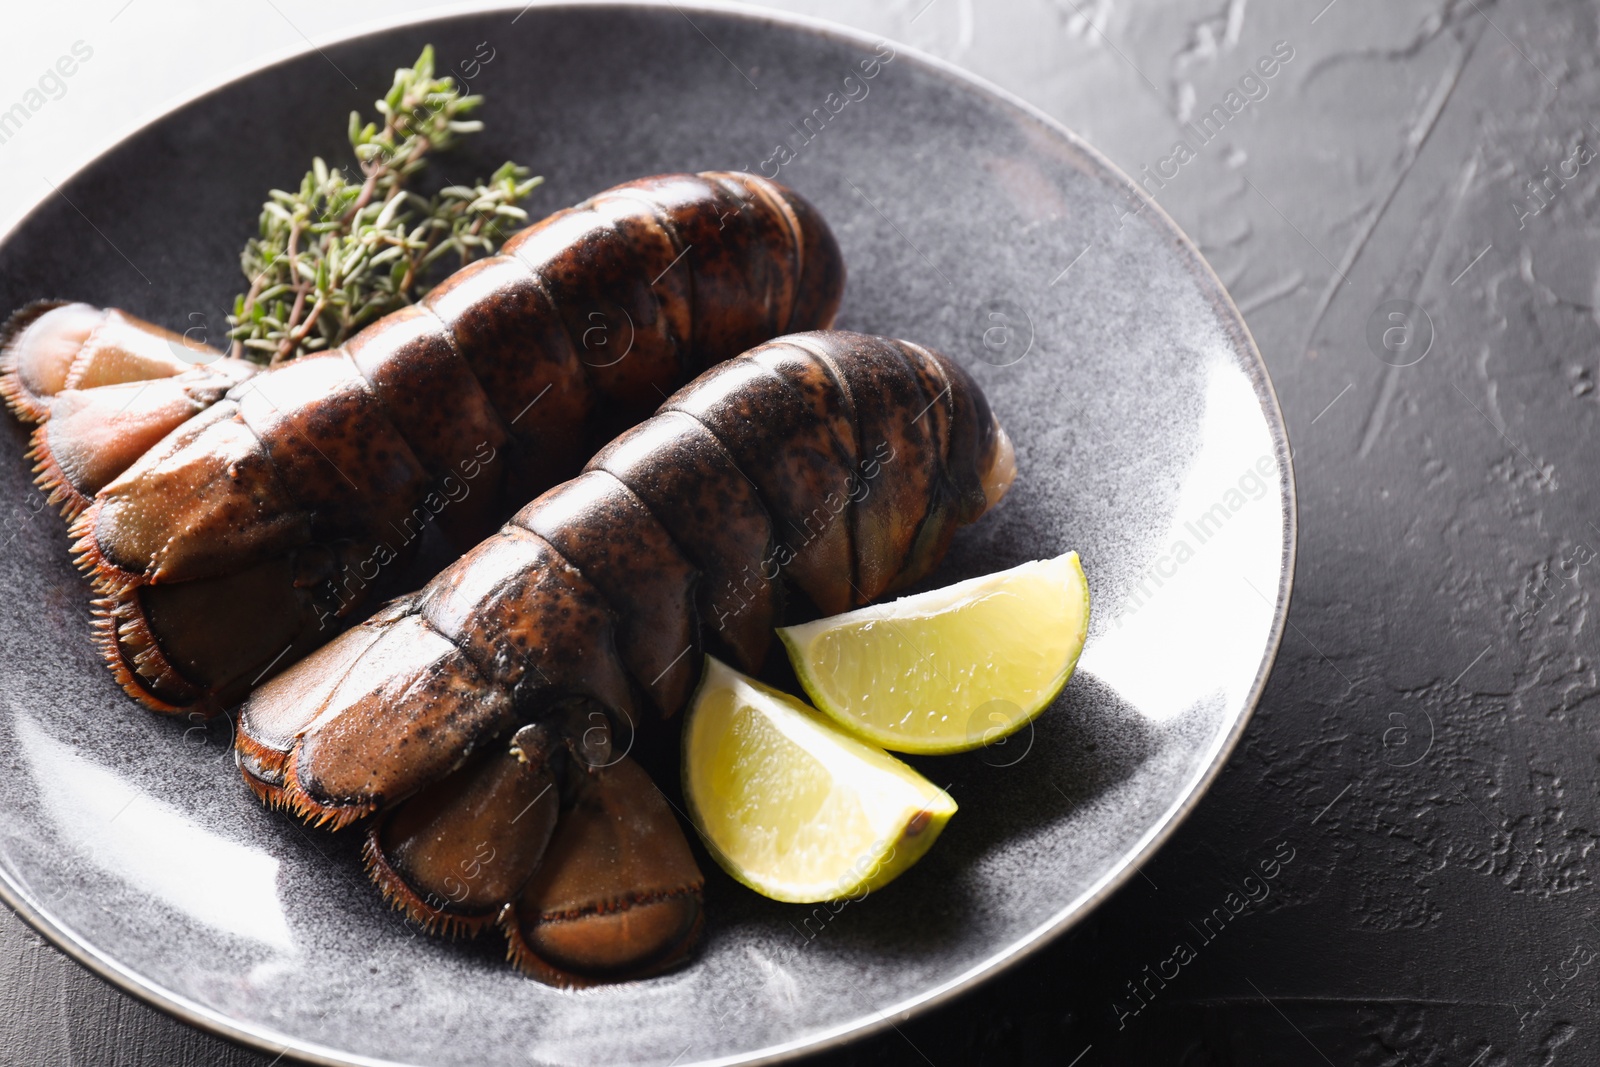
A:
[
  {"left": 777, "top": 551, "right": 1090, "bottom": 755},
  {"left": 682, "top": 657, "right": 956, "bottom": 903}
]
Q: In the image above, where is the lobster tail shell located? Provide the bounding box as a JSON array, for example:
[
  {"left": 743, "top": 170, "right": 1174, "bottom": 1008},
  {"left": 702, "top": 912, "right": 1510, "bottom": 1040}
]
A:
[
  {"left": 43, "top": 172, "right": 843, "bottom": 712},
  {"left": 236, "top": 330, "right": 1009, "bottom": 984}
]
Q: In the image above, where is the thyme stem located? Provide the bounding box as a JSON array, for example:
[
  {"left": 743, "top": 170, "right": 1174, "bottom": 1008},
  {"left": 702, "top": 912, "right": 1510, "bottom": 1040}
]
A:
[{"left": 228, "top": 45, "right": 541, "bottom": 364}]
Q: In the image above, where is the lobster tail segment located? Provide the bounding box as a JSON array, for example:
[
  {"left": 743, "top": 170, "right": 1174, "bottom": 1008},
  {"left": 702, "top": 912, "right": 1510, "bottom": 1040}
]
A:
[{"left": 750, "top": 173, "right": 847, "bottom": 335}]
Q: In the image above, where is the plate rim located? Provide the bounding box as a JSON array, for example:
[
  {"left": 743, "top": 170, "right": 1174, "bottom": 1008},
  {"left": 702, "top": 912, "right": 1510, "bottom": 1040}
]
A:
[{"left": 0, "top": 3, "right": 1299, "bottom": 1065}]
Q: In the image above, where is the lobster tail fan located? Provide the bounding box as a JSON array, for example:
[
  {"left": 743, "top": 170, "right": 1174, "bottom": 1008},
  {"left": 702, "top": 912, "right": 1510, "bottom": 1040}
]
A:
[
  {"left": 0, "top": 300, "right": 81, "bottom": 423},
  {"left": 234, "top": 616, "right": 394, "bottom": 807},
  {"left": 28, "top": 422, "right": 94, "bottom": 519},
  {"left": 365, "top": 730, "right": 562, "bottom": 939},
  {"left": 2, "top": 299, "right": 255, "bottom": 518},
  {"left": 65, "top": 404, "right": 342, "bottom": 715},
  {"left": 0, "top": 303, "right": 219, "bottom": 416},
  {"left": 27, "top": 365, "right": 249, "bottom": 519},
  {"left": 88, "top": 588, "right": 202, "bottom": 715},
  {"left": 503, "top": 757, "right": 704, "bottom": 987}
]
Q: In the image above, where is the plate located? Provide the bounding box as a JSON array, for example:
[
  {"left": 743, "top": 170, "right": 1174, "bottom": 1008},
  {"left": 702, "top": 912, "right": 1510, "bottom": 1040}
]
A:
[{"left": 0, "top": 4, "right": 1295, "bottom": 1065}]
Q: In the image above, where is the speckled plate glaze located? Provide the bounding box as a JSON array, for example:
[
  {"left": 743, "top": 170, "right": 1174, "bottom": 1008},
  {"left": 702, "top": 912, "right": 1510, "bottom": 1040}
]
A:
[{"left": 0, "top": 4, "right": 1294, "bottom": 1065}]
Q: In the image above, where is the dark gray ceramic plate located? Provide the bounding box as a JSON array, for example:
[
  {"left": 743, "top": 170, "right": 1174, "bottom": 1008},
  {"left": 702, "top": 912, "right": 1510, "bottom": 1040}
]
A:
[{"left": 0, "top": 4, "right": 1295, "bottom": 1065}]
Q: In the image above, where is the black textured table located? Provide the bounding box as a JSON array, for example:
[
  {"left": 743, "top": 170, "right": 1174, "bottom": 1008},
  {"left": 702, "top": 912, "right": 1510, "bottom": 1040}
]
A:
[{"left": 4, "top": 0, "right": 1596, "bottom": 1064}]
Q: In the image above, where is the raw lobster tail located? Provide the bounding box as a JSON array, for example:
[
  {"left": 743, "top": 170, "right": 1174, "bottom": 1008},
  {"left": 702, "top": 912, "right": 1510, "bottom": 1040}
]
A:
[
  {"left": 8, "top": 172, "right": 843, "bottom": 713},
  {"left": 235, "top": 330, "right": 1015, "bottom": 985}
]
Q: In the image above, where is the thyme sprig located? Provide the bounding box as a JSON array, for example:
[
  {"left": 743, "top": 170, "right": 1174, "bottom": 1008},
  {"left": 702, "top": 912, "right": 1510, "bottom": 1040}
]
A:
[{"left": 228, "top": 46, "right": 541, "bottom": 364}]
